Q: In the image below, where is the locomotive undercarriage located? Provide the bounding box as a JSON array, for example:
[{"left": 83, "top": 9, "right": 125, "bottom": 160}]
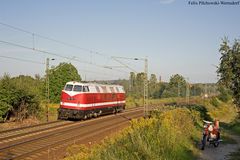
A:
[{"left": 58, "top": 106, "right": 125, "bottom": 120}]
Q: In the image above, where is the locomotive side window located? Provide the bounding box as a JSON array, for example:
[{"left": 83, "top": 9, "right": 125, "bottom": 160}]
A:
[
  {"left": 64, "top": 84, "right": 73, "bottom": 91},
  {"left": 110, "top": 87, "right": 115, "bottom": 93},
  {"left": 95, "top": 86, "right": 100, "bottom": 93},
  {"left": 83, "top": 86, "right": 89, "bottom": 92},
  {"left": 73, "top": 85, "right": 82, "bottom": 92},
  {"left": 101, "top": 86, "right": 107, "bottom": 93},
  {"left": 115, "top": 87, "right": 119, "bottom": 93}
]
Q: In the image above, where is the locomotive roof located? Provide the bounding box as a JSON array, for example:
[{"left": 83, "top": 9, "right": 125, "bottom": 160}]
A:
[
  {"left": 65, "top": 81, "right": 125, "bottom": 93},
  {"left": 66, "top": 81, "right": 123, "bottom": 87}
]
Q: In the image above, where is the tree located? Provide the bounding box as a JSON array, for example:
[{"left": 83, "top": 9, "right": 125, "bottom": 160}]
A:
[
  {"left": 149, "top": 74, "right": 158, "bottom": 98},
  {"left": 162, "top": 74, "right": 186, "bottom": 98},
  {"left": 49, "top": 63, "right": 81, "bottom": 103},
  {"left": 129, "top": 72, "right": 136, "bottom": 93},
  {"left": 217, "top": 85, "right": 232, "bottom": 102},
  {"left": 134, "top": 72, "right": 145, "bottom": 98},
  {"left": 217, "top": 38, "right": 240, "bottom": 108},
  {"left": 190, "top": 84, "right": 203, "bottom": 96},
  {"left": 152, "top": 82, "right": 167, "bottom": 99}
]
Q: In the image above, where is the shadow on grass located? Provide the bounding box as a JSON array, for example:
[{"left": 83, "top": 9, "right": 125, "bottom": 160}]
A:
[{"left": 221, "top": 120, "right": 240, "bottom": 135}]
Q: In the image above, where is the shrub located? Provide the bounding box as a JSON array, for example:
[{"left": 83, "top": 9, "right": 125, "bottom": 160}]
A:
[
  {"left": 65, "top": 108, "right": 199, "bottom": 160},
  {"left": 0, "top": 101, "right": 12, "bottom": 122},
  {"left": 210, "top": 97, "right": 221, "bottom": 107},
  {"left": 0, "top": 74, "right": 42, "bottom": 121},
  {"left": 217, "top": 86, "right": 232, "bottom": 102}
]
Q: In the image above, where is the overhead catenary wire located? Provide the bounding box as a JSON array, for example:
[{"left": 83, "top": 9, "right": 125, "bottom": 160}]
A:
[
  {"left": 0, "top": 22, "right": 109, "bottom": 58},
  {"left": 0, "top": 55, "right": 44, "bottom": 64},
  {"left": 78, "top": 69, "right": 127, "bottom": 78},
  {"left": 0, "top": 22, "right": 141, "bottom": 77},
  {"left": 0, "top": 22, "right": 139, "bottom": 72},
  {"left": 0, "top": 39, "right": 129, "bottom": 74},
  {"left": 0, "top": 55, "right": 126, "bottom": 80}
]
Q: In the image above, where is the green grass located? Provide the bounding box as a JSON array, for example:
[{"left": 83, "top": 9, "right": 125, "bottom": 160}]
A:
[
  {"left": 39, "top": 103, "right": 59, "bottom": 122},
  {"left": 126, "top": 96, "right": 201, "bottom": 109},
  {"left": 221, "top": 131, "right": 238, "bottom": 144},
  {"left": 230, "top": 120, "right": 240, "bottom": 135},
  {"left": 200, "top": 98, "right": 238, "bottom": 123}
]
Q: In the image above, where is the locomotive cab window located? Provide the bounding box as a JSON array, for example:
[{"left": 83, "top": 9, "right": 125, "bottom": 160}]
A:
[
  {"left": 83, "top": 86, "right": 89, "bottom": 92},
  {"left": 64, "top": 84, "right": 73, "bottom": 91},
  {"left": 73, "top": 85, "right": 82, "bottom": 92}
]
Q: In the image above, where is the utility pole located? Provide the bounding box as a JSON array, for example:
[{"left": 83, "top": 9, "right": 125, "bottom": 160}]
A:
[
  {"left": 143, "top": 57, "right": 148, "bottom": 118},
  {"left": 46, "top": 58, "right": 50, "bottom": 122},
  {"left": 186, "top": 78, "right": 190, "bottom": 104},
  {"left": 178, "top": 81, "right": 180, "bottom": 97},
  {"left": 204, "top": 84, "right": 208, "bottom": 98},
  {"left": 111, "top": 56, "right": 148, "bottom": 118}
]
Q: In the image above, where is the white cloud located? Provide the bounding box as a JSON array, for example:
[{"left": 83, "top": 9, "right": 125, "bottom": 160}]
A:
[{"left": 159, "top": 0, "right": 176, "bottom": 4}]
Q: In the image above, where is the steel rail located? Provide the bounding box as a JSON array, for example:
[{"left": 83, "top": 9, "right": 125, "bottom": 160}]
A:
[{"left": 0, "top": 110, "right": 142, "bottom": 160}]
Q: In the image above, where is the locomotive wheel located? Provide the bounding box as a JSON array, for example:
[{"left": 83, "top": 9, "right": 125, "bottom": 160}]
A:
[
  {"left": 83, "top": 114, "right": 88, "bottom": 120},
  {"left": 88, "top": 113, "right": 93, "bottom": 119},
  {"left": 113, "top": 108, "right": 117, "bottom": 115},
  {"left": 93, "top": 112, "right": 98, "bottom": 118}
]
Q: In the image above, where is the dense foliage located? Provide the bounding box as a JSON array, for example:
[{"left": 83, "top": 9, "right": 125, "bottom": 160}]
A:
[
  {"left": 0, "top": 63, "right": 81, "bottom": 121},
  {"left": 162, "top": 74, "right": 187, "bottom": 97},
  {"left": 217, "top": 38, "right": 240, "bottom": 108},
  {"left": 0, "top": 74, "right": 43, "bottom": 122},
  {"left": 49, "top": 63, "right": 81, "bottom": 103}
]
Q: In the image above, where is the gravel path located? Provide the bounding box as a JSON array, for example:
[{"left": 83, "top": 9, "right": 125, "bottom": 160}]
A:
[{"left": 198, "top": 134, "right": 240, "bottom": 160}]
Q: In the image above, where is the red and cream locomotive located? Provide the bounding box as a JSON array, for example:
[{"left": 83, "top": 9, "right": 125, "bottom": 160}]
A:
[{"left": 58, "top": 81, "right": 126, "bottom": 120}]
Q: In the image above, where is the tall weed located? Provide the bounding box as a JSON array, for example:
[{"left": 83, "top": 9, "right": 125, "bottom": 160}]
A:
[{"left": 65, "top": 108, "right": 199, "bottom": 160}]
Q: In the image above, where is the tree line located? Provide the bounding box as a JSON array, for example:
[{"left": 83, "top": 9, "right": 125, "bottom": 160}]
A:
[{"left": 114, "top": 73, "right": 218, "bottom": 99}]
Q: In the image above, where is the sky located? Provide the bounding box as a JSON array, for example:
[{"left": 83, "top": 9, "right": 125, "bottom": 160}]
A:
[{"left": 0, "top": 0, "right": 239, "bottom": 83}]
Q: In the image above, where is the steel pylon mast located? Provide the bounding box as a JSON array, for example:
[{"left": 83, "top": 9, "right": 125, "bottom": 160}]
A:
[
  {"left": 46, "top": 58, "right": 50, "bottom": 122},
  {"left": 144, "top": 57, "right": 148, "bottom": 118},
  {"left": 111, "top": 56, "right": 148, "bottom": 118}
]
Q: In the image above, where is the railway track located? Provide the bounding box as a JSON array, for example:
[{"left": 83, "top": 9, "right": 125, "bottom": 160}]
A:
[
  {"left": 0, "top": 107, "right": 144, "bottom": 160},
  {"left": 0, "top": 120, "right": 74, "bottom": 142}
]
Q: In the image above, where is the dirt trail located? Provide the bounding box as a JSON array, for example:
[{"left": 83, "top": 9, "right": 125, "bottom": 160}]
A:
[{"left": 198, "top": 134, "right": 240, "bottom": 160}]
